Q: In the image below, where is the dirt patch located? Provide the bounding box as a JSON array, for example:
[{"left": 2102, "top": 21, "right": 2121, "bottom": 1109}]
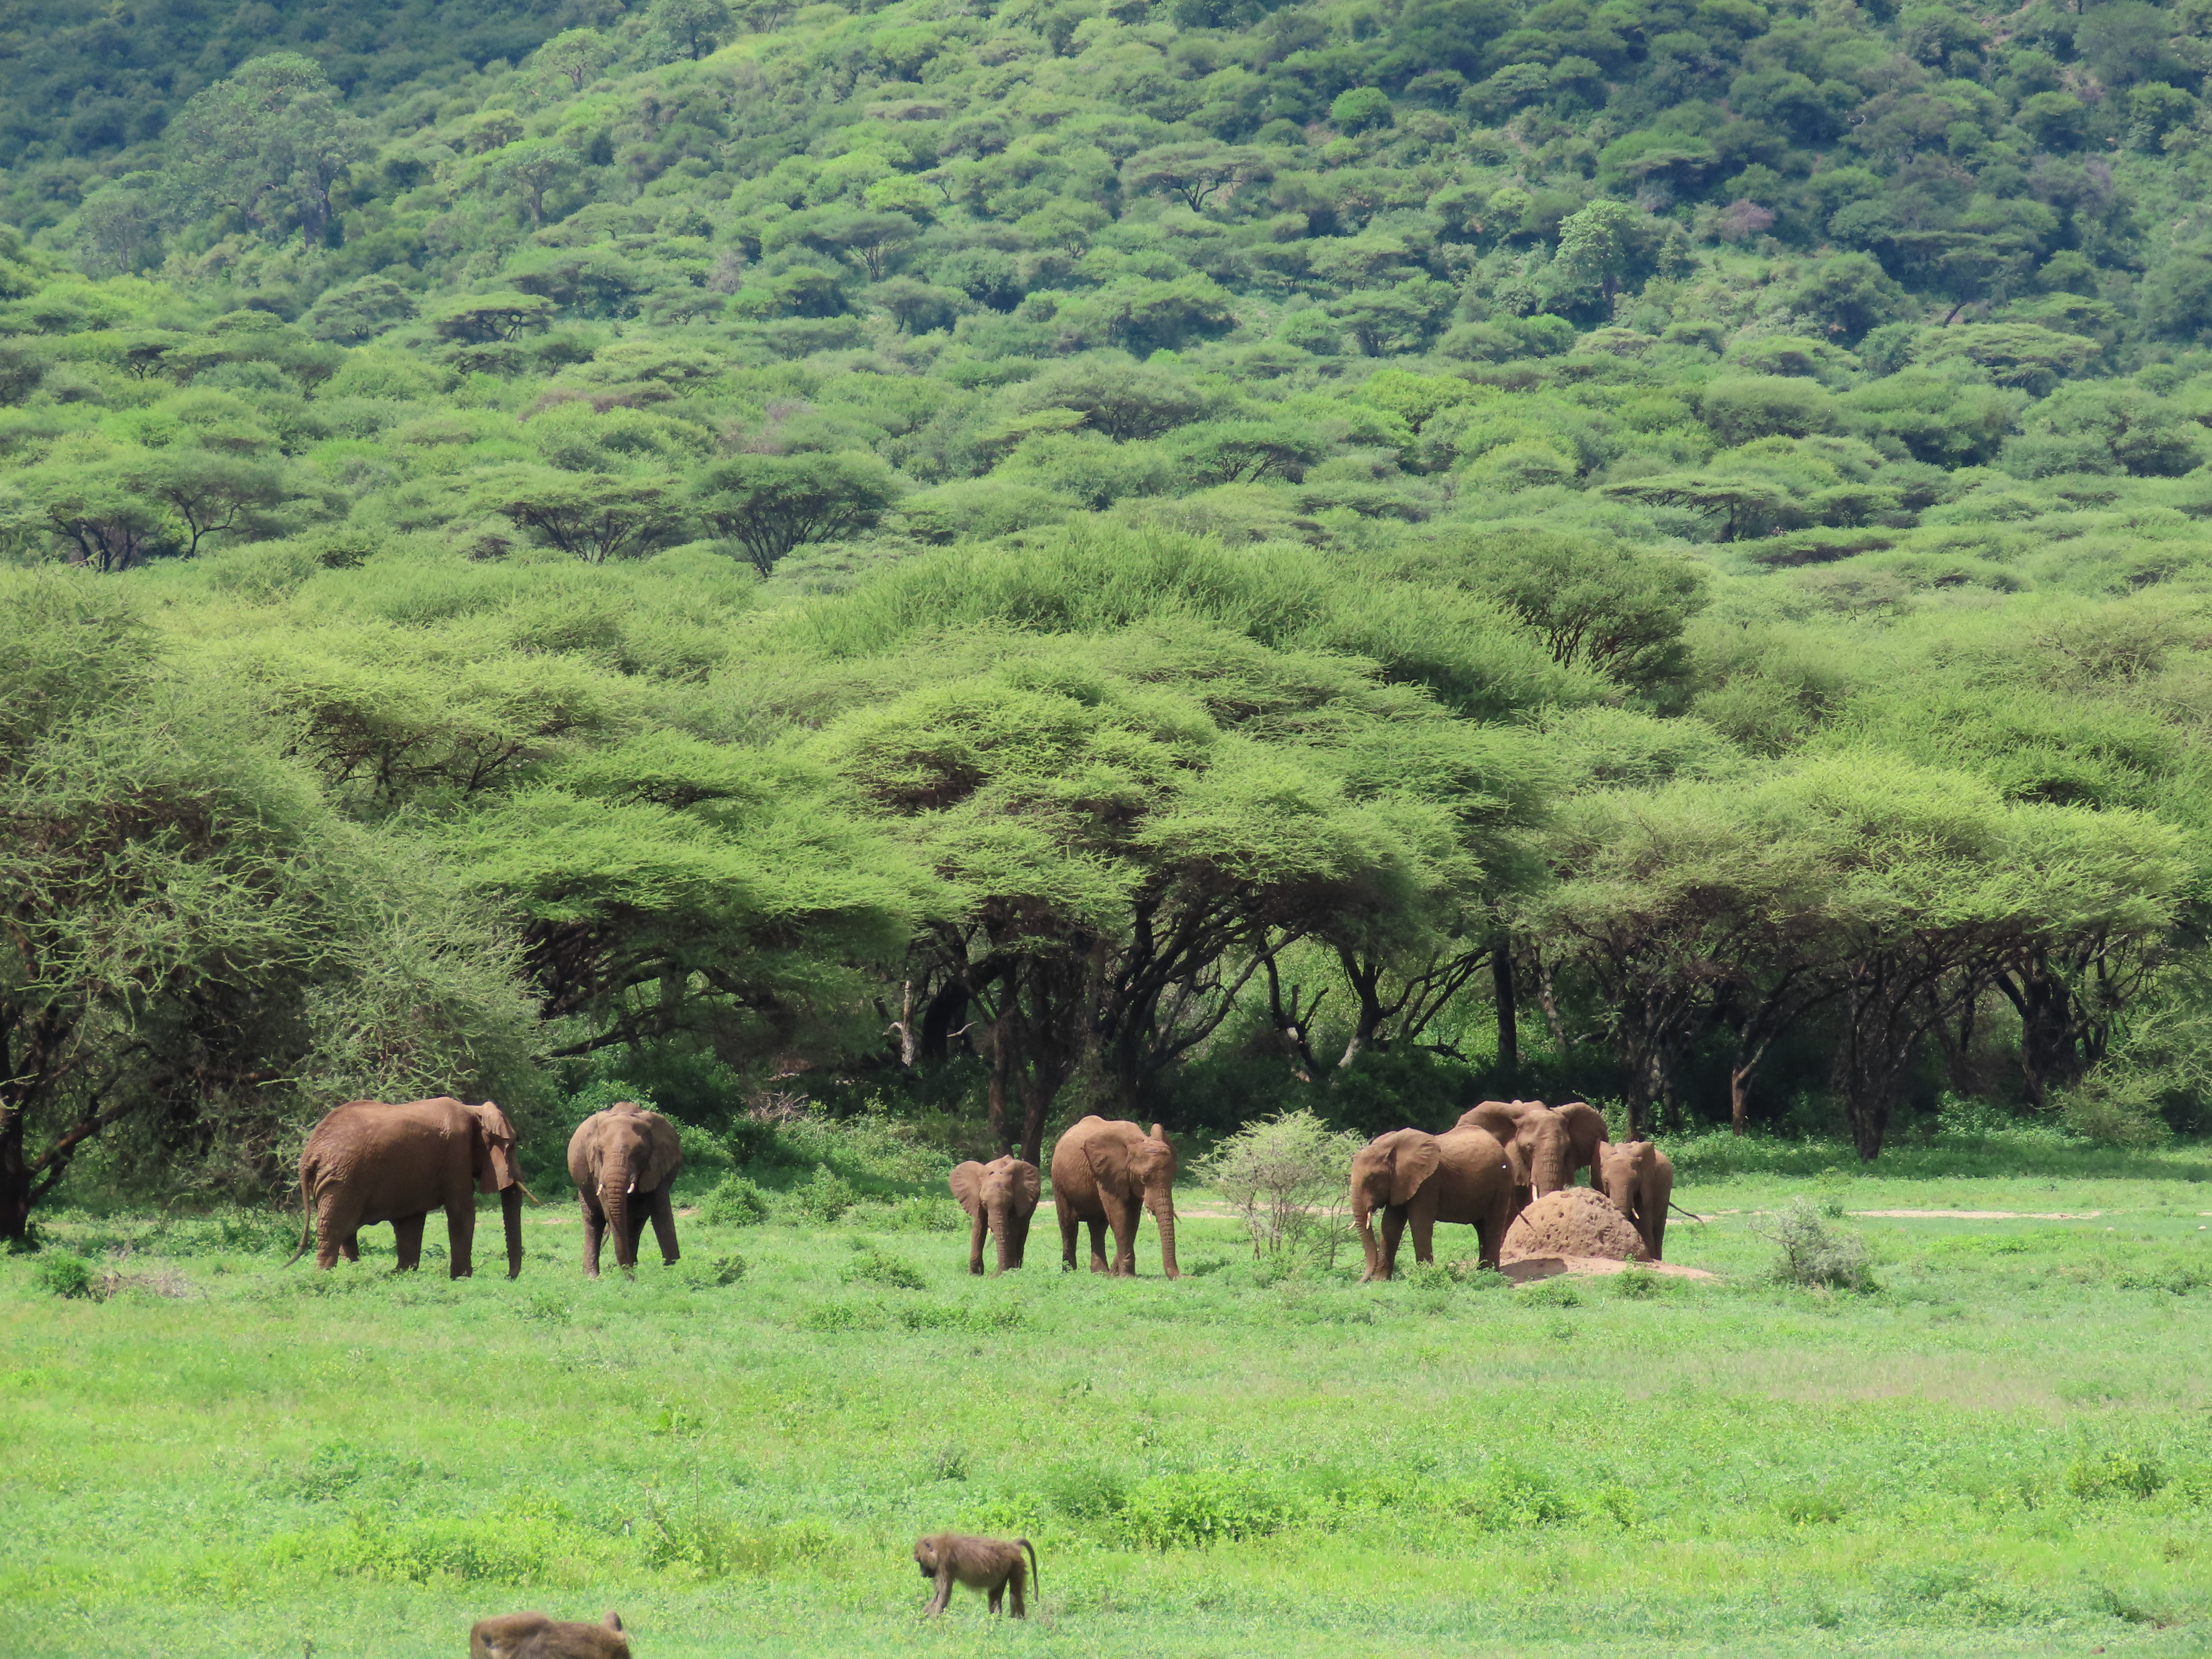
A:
[
  {"left": 1849, "top": 1209, "right": 2104, "bottom": 1220},
  {"left": 1502, "top": 1255, "right": 1718, "bottom": 1284},
  {"left": 1502, "top": 1188, "right": 1649, "bottom": 1264}
]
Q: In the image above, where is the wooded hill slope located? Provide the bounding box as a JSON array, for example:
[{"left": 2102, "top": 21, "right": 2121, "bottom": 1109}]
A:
[{"left": 2, "top": 0, "right": 2211, "bottom": 1233}]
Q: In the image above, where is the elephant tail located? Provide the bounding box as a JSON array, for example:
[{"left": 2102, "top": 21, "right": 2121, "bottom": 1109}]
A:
[
  {"left": 1667, "top": 1199, "right": 1706, "bottom": 1224},
  {"left": 283, "top": 1163, "right": 318, "bottom": 1267},
  {"left": 1020, "top": 1538, "right": 1039, "bottom": 1599}
]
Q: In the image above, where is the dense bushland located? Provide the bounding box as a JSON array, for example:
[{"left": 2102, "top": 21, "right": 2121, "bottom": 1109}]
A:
[{"left": 5, "top": 0, "right": 2212, "bottom": 1231}]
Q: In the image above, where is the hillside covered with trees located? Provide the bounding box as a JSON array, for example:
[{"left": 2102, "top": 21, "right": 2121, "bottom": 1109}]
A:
[{"left": 3, "top": 0, "right": 2212, "bottom": 1231}]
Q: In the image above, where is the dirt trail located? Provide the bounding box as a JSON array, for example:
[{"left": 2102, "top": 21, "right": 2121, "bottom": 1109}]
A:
[{"left": 1848, "top": 1209, "right": 2105, "bottom": 1220}]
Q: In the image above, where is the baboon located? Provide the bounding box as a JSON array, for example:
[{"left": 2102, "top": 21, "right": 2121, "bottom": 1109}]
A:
[
  {"left": 469, "top": 1610, "right": 630, "bottom": 1659},
  {"left": 913, "top": 1531, "right": 1040, "bottom": 1617}
]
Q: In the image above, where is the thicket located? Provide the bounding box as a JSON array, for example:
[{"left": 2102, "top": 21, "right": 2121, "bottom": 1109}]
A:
[{"left": 4, "top": 0, "right": 2212, "bottom": 1231}]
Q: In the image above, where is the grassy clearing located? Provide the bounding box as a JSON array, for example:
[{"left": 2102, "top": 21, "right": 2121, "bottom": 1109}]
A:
[{"left": 8, "top": 1145, "right": 2212, "bottom": 1658}]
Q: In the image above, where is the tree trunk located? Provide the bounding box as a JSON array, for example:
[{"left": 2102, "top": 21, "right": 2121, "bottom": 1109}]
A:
[
  {"left": 0, "top": 1107, "right": 29, "bottom": 1243},
  {"left": 987, "top": 1010, "right": 1013, "bottom": 1156},
  {"left": 501, "top": 1183, "right": 524, "bottom": 1280},
  {"left": 1493, "top": 943, "right": 1518, "bottom": 1081}
]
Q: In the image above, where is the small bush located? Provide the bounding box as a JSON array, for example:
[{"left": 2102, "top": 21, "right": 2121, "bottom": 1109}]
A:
[
  {"left": 782, "top": 1166, "right": 862, "bottom": 1224},
  {"left": 870, "top": 1196, "right": 963, "bottom": 1233},
  {"left": 1755, "top": 1197, "right": 1874, "bottom": 1290},
  {"left": 1047, "top": 1464, "right": 1128, "bottom": 1522},
  {"left": 1196, "top": 1109, "right": 1362, "bottom": 1271},
  {"left": 2066, "top": 1450, "right": 2167, "bottom": 1502},
  {"left": 1445, "top": 1461, "right": 1578, "bottom": 1528},
  {"left": 1611, "top": 1263, "right": 1665, "bottom": 1298},
  {"left": 699, "top": 1176, "right": 771, "bottom": 1227},
  {"left": 695, "top": 1252, "right": 747, "bottom": 1286},
  {"left": 33, "top": 1251, "right": 99, "bottom": 1299},
  {"left": 1517, "top": 1276, "right": 1585, "bottom": 1307},
  {"left": 800, "top": 1300, "right": 885, "bottom": 1331},
  {"left": 899, "top": 1301, "right": 1027, "bottom": 1333},
  {"left": 842, "top": 1243, "right": 925, "bottom": 1289},
  {"left": 1121, "top": 1469, "right": 1294, "bottom": 1549}
]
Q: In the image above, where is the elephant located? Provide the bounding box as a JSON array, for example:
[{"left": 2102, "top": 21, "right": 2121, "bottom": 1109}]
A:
[
  {"left": 567, "top": 1103, "right": 684, "bottom": 1278},
  {"left": 1595, "top": 1138, "right": 1676, "bottom": 1261},
  {"left": 949, "top": 1155, "right": 1042, "bottom": 1275},
  {"left": 289, "top": 1097, "right": 526, "bottom": 1278},
  {"left": 1349, "top": 1123, "right": 1513, "bottom": 1281},
  {"left": 1048, "top": 1116, "right": 1179, "bottom": 1279},
  {"left": 1459, "top": 1099, "right": 1608, "bottom": 1216}
]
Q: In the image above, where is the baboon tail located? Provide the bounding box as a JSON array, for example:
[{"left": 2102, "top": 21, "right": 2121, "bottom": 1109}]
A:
[{"left": 1020, "top": 1538, "right": 1038, "bottom": 1599}]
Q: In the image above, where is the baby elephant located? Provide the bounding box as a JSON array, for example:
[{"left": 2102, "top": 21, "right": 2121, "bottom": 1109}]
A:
[
  {"left": 568, "top": 1102, "right": 683, "bottom": 1277},
  {"left": 1595, "top": 1138, "right": 1676, "bottom": 1260},
  {"left": 915, "top": 1531, "right": 1039, "bottom": 1617},
  {"left": 469, "top": 1610, "right": 629, "bottom": 1659},
  {"left": 948, "top": 1155, "right": 1042, "bottom": 1275}
]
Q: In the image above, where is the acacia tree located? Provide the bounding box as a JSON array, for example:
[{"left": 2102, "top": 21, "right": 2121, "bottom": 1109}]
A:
[
  {"left": 484, "top": 468, "right": 688, "bottom": 563},
  {"left": 811, "top": 625, "right": 1481, "bottom": 1161},
  {"left": 693, "top": 452, "right": 901, "bottom": 576},
  {"left": 0, "top": 573, "right": 535, "bottom": 1236},
  {"left": 168, "top": 55, "right": 370, "bottom": 249}
]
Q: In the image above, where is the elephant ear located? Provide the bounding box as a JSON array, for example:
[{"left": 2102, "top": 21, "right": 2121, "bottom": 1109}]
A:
[
  {"left": 466, "top": 1100, "right": 522, "bottom": 1194},
  {"left": 1557, "top": 1102, "right": 1608, "bottom": 1166},
  {"left": 948, "top": 1161, "right": 984, "bottom": 1216},
  {"left": 1388, "top": 1133, "right": 1442, "bottom": 1206},
  {"left": 1013, "top": 1159, "right": 1042, "bottom": 1211}
]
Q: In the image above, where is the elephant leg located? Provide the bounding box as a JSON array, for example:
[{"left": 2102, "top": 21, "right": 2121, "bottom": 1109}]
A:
[
  {"left": 1058, "top": 1201, "right": 1079, "bottom": 1272},
  {"left": 648, "top": 1186, "right": 680, "bottom": 1266},
  {"left": 580, "top": 1192, "right": 606, "bottom": 1279},
  {"left": 391, "top": 1213, "right": 427, "bottom": 1272},
  {"left": 1409, "top": 1204, "right": 1437, "bottom": 1267},
  {"left": 446, "top": 1188, "right": 475, "bottom": 1279},
  {"left": 1379, "top": 1207, "right": 1406, "bottom": 1281},
  {"left": 313, "top": 1199, "right": 345, "bottom": 1270},
  {"left": 1086, "top": 1217, "right": 1109, "bottom": 1275},
  {"left": 339, "top": 1231, "right": 360, "bottom": 1264},
  {"left": 967, "top": 1205, "right": 989, "bottom": 1276}
]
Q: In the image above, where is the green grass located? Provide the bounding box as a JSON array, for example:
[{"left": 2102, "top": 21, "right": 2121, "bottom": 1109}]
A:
[{"left": 8, "top": 1148, "right": 2212, "bottom": 1658}]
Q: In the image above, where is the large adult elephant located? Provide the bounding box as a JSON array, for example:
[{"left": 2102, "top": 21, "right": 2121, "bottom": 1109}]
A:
[
  {"left": 1595, "top": 1138, "right": 1675, "bottom": 1261},
  {"left": 1349, "top": 1122, "right": 1513, "bottom": 1281},
  {"left": 950, "top": 1155, "right": 1042, "bottom": 1275},
  {"left": 1460, "top": 1099, "right": 1607, "bottom": 1214},
  {"left": 290, "top": 1097, "right": 526, "bottom": 1278},
  {"left": 568, "top": 1103, "right": 684, "bottom": 1277},
  {"left": 1049, "top": 1117, "right": 1179, "bottom": 1279}
]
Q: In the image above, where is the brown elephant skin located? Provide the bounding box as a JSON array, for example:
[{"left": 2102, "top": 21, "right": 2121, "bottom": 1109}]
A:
[
  {"left": 568, "top": 1103, "right": 684, "bottom": 1277},
  {"left": 1350, "top": 1123, "right": 1514, "bottom": 1280},
  {"left": 1049, "top": 1116, "right": 1179, "bottom": 1278},
  {"left": 1595, "top": 1138, "right": 1675, "bottom": 1260},
  {"left": 1459, "top": 1098, "right": 1607, "bottom": 1215},
  {"left": 469, "top": 1610, "right": 629, "bottom": 1659},
  {"left": 950, "top": 1155, "right": 1041, "bottom": 1275},
  {"left": 289, "top": 1097, "right": 525, "bottom": 1279}
]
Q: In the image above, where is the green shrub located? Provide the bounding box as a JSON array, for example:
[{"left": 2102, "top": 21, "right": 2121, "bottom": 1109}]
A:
[
  {"left": 1444, "top": 1461, "right": 1578, "bottom": 1528},
  {"left": 699, "top": 1175, "right": 771, "bottom": 1227},
  {"left": 694, "top": 1252, "right": 746, "bottom": 1286},
  {"left": 782, "top": 1166, "right": 862, "bottom": 1224},
  {"left": 1755, "top": 1197, "right": 1875, "bottom": 1290},
  {"left": 898, "top": 1301, "right": 1027, "bottom": 1332},
  {"left": 2066, "top": 1451, "right": 2167, "bottom": 1502},
  {"left": 1121, "top": 1469, "right": 1294, "bottom": 1548},
  {"left": 1516, "top": 1276, "right": 1585, "bottom": 1307},
  {"left": 842, "top": 1243, "right": 925, "bottom": 1289},
  {"left": 33, "top": 1251, "right": 98, "bottom": 1299},
  {"left": 870, "top": 1195, "right": 963, "bottom": 1233}
]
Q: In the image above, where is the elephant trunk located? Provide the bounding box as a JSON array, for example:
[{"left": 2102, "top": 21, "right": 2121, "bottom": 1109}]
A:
[
  {"left": 990, "top": 1199, "right": 1014, "bottom": 1274},
  {"left": 1150, "top": 1192, "right": 1179, "bottom": 1280},
  {"left": 502, "top": 1183, "right": 524, "bottom": 1280},
  {"left": 604, "top": 1147, "right": 634, "bottom": 1269}
]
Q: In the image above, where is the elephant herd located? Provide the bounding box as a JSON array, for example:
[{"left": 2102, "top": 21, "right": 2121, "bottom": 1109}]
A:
[
  {"left": 290, "top": 1098, "right": 684, "bottom": 1280},
  {"left": 1352, "top": 1099, "right": 1676, "bottom": 1280},
  {"left": 288, "top": 1094, "right": 1667, "bottom": 1286}
]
